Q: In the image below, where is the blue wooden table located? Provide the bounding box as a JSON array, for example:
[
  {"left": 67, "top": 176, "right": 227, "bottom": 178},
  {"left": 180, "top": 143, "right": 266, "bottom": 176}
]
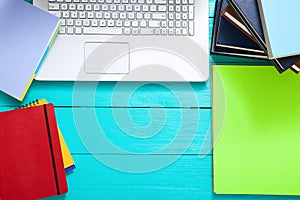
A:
[{"left": 3, "top": 0, "right": 298, "bottom": 199}]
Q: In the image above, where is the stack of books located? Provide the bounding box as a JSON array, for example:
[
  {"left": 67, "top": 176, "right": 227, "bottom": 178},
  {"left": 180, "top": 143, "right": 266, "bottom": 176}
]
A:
[
  {"left": 0, "top": 1, "right": 73, "bottom": 198},
  {"left": 211, "top": 0, "right": 300, "bottom": 73},
  {"left": 0, "top": 99, "right": 75, "bottom": 200}
]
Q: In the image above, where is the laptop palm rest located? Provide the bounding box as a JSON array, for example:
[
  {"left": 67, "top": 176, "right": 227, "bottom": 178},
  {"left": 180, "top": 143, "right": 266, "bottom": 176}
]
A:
[{"left": 84, "top": 42, "right": 130, "bottom": 74}]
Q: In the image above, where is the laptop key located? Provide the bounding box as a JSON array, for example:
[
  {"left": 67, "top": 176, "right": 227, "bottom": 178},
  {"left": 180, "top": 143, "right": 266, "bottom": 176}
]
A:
[
  {"left": 59, "top": 27, "right": 66, "bottom": 34},
  {"left": 49, "top": 11, "right": 61, "bottom": 18},
  {"left": 67, "top": 27, "right": 74, "bottom": 34},
  {"left": 124, "top": 28, "right": 131, "bottom": 35},
  {"left": 49, "top": 3, "right": 60, "bottom": 11},
  {"left": 152, "top": 13, "right": 167, "bottom": 19},
  {"left": 48, "top": 0, "right": 196, "bottom": 36},
  {"left": 83, "top": 27, "right": 123, "bottom": 35},
  {"left": 149, "top": 21, "right": 160, "bottom": 28},
  {"left": 154, "top": 0, "right": 167, "bottom": 4},
  {"left": 140, "top": 28, "right": 154, "bottom": 35},
  {"left": 132, "top": 28, "right": 139, "bottom": 35},
  {"left": 75, "top": 27, "right": 82, "bottom": 34},
  {"left": 188, "top": 21, "right": 194, "bottom": 35},
  {"left": 188, "top": 5, "right": 194, "bottom": 19}
]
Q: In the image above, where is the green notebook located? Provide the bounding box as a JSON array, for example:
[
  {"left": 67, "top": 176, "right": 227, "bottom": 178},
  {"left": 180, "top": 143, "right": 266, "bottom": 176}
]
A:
[{"left": 213, "top": 65, "right": 300, "bottom": 195}]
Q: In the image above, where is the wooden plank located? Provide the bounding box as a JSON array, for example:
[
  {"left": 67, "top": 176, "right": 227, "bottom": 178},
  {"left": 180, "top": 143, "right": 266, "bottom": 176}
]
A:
[
  {"left": 63, "top": 155, "right": 213, "bottom": 200},
  {"left": 0, "top": 107, "right": 212, "bottom": 155},
  {"left": 0, "top": 81, "right": 211, "bottom": 107},
  {"left": 56, "top": 107, "right": 212, "bottom": 155}
]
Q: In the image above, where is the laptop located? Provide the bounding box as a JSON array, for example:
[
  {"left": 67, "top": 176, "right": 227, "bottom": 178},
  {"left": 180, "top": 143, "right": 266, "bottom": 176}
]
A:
[{"left": 33, "top": 0, "right": 209, "bottom": 82}]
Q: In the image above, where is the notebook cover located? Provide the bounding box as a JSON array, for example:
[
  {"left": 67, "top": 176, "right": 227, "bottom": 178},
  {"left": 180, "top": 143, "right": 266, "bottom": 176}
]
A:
[
  {"left": 211, "top": 0, "right": 267, "bottom": 59},
  {"left": 226, "top": 0, "right": 266, "bottom": 50},
  {"left": 59, "top": 131, "right": 76, "bottom": 172},
  {"left": 221, "top": 6, "right": 254, "bottom": 41},
  {"left": 226, "top": 0, "right": 300, "bottom": 73},
  {"left": 22, "top": 99, "right": 76, "bottom": 173},
  {"left": 257, "top": 0, "right": 300, "bottom": 58},
  {"left": 0, "top": 0, "right": 60, "bottom": 101},
  {"left": 217, "top": 0, "right": 264, "bottom": 54},
  {"left": 213, "top": 65, "right": 300, "bottom": 195},
  {"left": 0, "top": 104, "right": 68, "bottom": 200}
]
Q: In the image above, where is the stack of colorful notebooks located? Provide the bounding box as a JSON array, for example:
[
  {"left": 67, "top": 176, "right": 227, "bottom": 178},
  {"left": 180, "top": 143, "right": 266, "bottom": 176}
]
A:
[
  {"left": 211, "top": 0, "right": 300, "bottom": 73},
  {"left": 0, "top": 99, "right": 75, "bottom": 200}
]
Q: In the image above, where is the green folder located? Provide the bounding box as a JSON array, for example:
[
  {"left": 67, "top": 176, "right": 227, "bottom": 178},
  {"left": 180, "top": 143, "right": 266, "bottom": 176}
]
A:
[{"left": 213, "top": 65, "right": 300, "bottom": 195}]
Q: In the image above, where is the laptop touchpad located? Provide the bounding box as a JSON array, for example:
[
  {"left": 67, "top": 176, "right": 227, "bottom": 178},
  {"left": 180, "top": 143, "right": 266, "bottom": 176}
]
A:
[{"left": 84, "top": 42, "right": 130, "bottom": 74}]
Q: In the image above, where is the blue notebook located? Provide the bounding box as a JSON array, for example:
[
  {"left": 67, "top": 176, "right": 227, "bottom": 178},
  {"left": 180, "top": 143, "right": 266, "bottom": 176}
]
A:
[
  {"left": 258, "top": 0, "right": 300, "bottom": 58},
  {"left": 0, "top": 0, "right": 60, "bottom": 101}
]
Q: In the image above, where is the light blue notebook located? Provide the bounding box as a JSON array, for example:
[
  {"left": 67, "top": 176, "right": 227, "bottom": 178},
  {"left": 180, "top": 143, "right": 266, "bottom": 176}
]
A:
[
  {"left": 258, "top": 0, "right": 300, "bottom": 59},
  {"left": 0, "top": 0, "right": 60, "bottom": 101}
]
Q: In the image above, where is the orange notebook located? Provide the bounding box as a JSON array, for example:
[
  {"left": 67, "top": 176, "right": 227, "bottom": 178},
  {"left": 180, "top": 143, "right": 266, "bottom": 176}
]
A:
[{"left": 0, "top": 104, "right": 68, "bottom": 200}]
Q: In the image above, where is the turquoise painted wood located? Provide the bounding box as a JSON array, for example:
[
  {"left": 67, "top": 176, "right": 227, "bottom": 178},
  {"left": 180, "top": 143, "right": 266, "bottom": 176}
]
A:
[
  {"left": 2, "top": 1, "right": 286, "bottom": 200},
  {"left": 0, "top": 82, "right": 212, "bottom": 108}
]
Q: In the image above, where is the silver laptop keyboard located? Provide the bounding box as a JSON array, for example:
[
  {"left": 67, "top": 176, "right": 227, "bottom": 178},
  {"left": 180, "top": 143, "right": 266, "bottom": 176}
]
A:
[{"left": 48, "top": 0, "right": 195, "bottom": 36}]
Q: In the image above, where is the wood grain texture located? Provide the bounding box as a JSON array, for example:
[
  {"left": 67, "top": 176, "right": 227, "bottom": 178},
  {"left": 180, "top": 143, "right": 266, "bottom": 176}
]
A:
[
  {"left": 63, "top": 155, "right": 213, "bottom": 200},
  {"left": 0, "top": 107, "right": 212, "bottom": 155},
  {"left": 0, "top": 82, "right": 212, "bottom": 108},
  {"left": 2, "top": 0, "right": 283, "bottom": 200}
]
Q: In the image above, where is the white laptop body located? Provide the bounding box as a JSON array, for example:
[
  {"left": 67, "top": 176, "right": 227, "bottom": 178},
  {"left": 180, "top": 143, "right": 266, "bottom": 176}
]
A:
[{"left": 33, "top": 0, "right": 209, "bottom": 82}]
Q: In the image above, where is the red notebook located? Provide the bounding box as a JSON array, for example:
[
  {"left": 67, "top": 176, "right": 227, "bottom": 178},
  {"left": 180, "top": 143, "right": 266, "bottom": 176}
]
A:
[{"left": 0, "top": 104, "right": 68, "bottom": 200}]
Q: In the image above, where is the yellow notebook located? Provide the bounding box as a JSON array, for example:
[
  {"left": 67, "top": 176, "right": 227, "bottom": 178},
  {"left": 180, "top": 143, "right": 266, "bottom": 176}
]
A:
[{"left": 21, "top": 99, "right": 75, "bottom": 172}]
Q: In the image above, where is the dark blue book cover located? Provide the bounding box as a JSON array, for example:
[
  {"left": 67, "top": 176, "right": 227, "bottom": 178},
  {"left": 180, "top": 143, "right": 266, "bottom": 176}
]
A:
[
  {"left": 217, "top": 0, "right": 264, "bottom": 53},
  {"left": 228, "top": 0, "right": 265, "bottom": 42},
  {"left": 211, "top": 0, "right": 266, "bottom": 59}
]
